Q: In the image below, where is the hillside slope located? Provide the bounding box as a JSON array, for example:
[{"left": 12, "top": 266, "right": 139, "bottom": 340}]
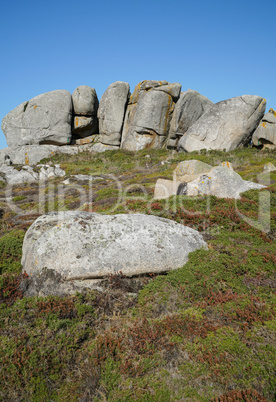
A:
[{"left": 0, "top": 147, "right": 275, "bottom": 401}]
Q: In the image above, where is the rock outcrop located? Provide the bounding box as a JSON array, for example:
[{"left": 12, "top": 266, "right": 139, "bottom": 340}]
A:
[
  {"left": 168, "top": 90, "right": 213, "bottom": 149},
  {"left": 263, "top": 162, "right": 276, "bottom": 173},
  {"left": 22, "top": 211, "right": 207, "bottom": 281},
  {"left": 0, "top": 164, "right": 38, "bottom": 185},
  {"left": 0, "top": 163, "right": 65, "bottom": 185},
  {"left": 173, "top": 159, "right": 213, "bottom": 182},
  {"left": 185, "top": 166, "right": 265, "bottom": 199},
  {"left": 121, "top": 80, "right": 181, "bottom": 151},
  {"left": 2, "top": 90, "right": 72, "bottom": 147},
  {"left": 98, "top": 81, "right": 130, "bottom": 146},
  {"left": 252, "top": 108, "right": 276, "bottom": 149},
  {"left": 72, "top": 85, "right": 99, "bottom": 137},
  {"left": 0, "top": 81, "right": 270, "bottom": 164},
  {"left": 154, "top": 160, "right": 265, "bottom": 200},
  {"left": 178, "top": 95, "right": 266, "bottom": 152}
]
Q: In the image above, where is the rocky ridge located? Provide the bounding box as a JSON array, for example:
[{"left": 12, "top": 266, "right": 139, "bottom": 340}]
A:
[{"left": 1, "top": 80, "right": 275, "bottom": 166}]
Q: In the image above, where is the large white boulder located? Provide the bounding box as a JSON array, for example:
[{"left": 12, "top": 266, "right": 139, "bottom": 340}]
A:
[
  {"left": 178, "top": 95, "right": 266, "bottom": 152},
  {"left": 22, "top": 212, "right": 207, "bottom": 280},
  {"left": 2, "top": 90, "right": 73, "bottom": 147}
]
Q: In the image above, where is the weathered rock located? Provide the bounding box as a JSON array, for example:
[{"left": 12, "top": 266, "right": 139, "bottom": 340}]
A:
[
  {"left": 168, "top": 90, "right": 213, "bottom": 148},
  {"left": 186, "top": 166, "right": 265, "bottom": 199},
  {"left": 154, "top": 179, "right": 181, "bottom": 200},
  {"left": 0, "top": 163, "right": 65, "bottom": 185},
  {"left": 155, "top": 161, "right": 266, "bottom": 200},
  {"left": 219, "top": 161, "right": 233, "bottom": 170},
  {"left": 121, "top": 90, "right": 174, "bottom": 151},
  {"left": 72, "top": 86, "right": 99, "bottom": 137},
  {"left": 263, "top": 162, "right": 276, "bottom": 173},
  {"left": 20, "top": 268, "right": 104, "bottom": 298},
  {"left": 22, "top": 212, "right": 207, "bottom": 281},
  {"left": 252, "top": 109, "right": 276, "bottom": 149},
  {"left": 0, "top": 145, "right": 64, "bottom": 165},
  {"left": 173, "top": 160, "right": 212, "bottom": 182},
  {"left": 75, "top": 135, "right": 99, "bottom": 145},
  {"left": 121, "top": 80, "right": 181, "bottom": 150},
  {"left": 178, "top": 95, "right": 266, "bottom": 152},
  {"left": 38, "top": 164, "right": 66, "bottom": 181},
  {"left": 128, "top": 80, "right": 169, "bottom": 104},
  {"left": 90, "top": 143, "right": 119, "bottom": 152},
  {"left": 0, "top": 164, "right": 38, "bottom": 185},
  {"left": 2, "top": 90, "right": 72, "bottom": 147},
  {"left": 3, "top": 155, "right": 12, "bottom": 166},
  {"left": 98, "top": 81, "right": 130, "bottom": 146},
  {"left": 154, "top": 83, "right": 182, "bottom": 102},
  {"left": 0, "top": 139, "right": 117, "bottom": 166},
  {"left": 72, "top": 85, "right": 99, "bottom": 116},
  {"left": 72, "top": 116, "right": 98, "bottom": 137}
]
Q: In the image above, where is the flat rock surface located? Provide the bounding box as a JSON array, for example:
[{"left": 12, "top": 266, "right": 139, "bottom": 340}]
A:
[{"left": 22, "top": 212, "right": 207, "bottom": 280}]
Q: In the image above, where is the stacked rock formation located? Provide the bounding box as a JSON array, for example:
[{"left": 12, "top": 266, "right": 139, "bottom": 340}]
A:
[
  {"left": 0, "top": 80, "right": 270, "bottom": 165},
  {"left": 121, "top": 80, "right": 181, "bottom": 150},
  {"left": 72, "top": 85, "right": 99, "bottom": 138}
]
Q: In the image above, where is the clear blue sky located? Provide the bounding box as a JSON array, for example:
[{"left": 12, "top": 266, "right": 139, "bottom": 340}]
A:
[{"left": 1, "top": 0, "right": 275, "bottom": 150}]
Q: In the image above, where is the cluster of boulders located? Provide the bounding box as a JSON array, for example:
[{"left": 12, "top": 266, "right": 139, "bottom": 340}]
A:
[
  {"left": 1, "top": 80, "right": 275, "bottom": 166},
  {"left": 154, "top": 159, "right": 267, "bottom": 200},
  {"left": 0, "top": 163, "right": 65, "bottom": 185}
]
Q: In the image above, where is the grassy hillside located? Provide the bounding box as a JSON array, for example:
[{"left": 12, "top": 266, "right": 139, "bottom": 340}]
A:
[{"left": 0, "top": 147, "right": 275, "bottom": 401}]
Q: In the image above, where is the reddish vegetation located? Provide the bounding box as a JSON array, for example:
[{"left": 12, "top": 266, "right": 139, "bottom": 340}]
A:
[
  {"left": 213, "top": 388, "right": 268, "bottom": 401},
  {"left": 36, "top": 298, "right": 77, "bottom": 319},
  {"left": 0, "top": 272, "right": 28, "bottom": 305}
]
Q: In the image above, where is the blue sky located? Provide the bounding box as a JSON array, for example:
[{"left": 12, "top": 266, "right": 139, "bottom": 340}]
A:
[{"left": 1, "top": 0, "right": 275, "bottom": 150}]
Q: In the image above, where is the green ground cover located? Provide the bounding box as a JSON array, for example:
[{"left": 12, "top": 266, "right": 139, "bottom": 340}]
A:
[{"left": 0, "top": 147, "right": 275, "bottom": 401}]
